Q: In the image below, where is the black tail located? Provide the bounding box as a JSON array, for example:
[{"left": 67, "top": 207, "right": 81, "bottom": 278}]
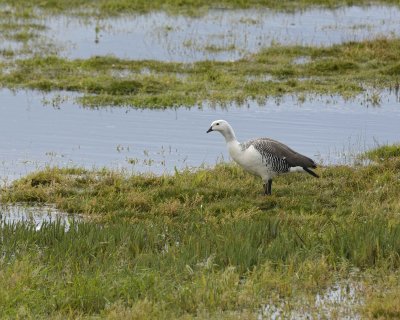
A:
[{"left": 303, "top": 167, "right": 319, "bottom": 178}]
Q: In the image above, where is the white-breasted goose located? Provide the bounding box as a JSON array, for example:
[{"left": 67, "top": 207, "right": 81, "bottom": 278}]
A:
[{"left": 207, "top": 120, "right": 319, "bottom": 195}]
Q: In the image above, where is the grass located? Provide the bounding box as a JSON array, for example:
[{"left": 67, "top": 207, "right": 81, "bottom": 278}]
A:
[
  {"left": 1, "top": 37, "right": 400, "bottom": 108},
  {"left": 1, "top": 0, "right": 400, "bottom": 17},
  {"left": 1, "top": 145, "right": 400, "bottom": 318},
  {"left": 361, "top": 144, "right": 400, "bottom": 162}
]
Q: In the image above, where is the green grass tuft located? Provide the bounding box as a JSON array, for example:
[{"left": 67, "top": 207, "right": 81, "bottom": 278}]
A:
[{"left": 362, "top": 144, "right": 400, "bottom": 162}]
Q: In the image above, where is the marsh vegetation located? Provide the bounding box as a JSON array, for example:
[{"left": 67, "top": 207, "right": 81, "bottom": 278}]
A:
[
  {"left": 1, "top": 38, "right": 400, "bottom": 108},
  {"left": 1, "top": 0, "right": 400, "bottom": 16},
  {"left": 1, "top": 146, "right": 400, "bottom": 318},
  {"left": 2, "top": 3, "right": 400, "bottom": 108},
  {"left": 1, "top": 0, "right": 400, "bottom": 318}
]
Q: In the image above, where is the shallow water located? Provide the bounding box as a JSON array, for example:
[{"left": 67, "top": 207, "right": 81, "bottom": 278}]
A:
[
  {"left": 43, "top": 6, "right": 400, "bottom": 61},
  {"left": 260, "top": 282, "right": 363, "bottom": 319},
  {"left": 0, "top": 89, "right": 399, "bottom": 181},
  {"left": 0, "top": 204, "right": 76, "bottom": 230}
]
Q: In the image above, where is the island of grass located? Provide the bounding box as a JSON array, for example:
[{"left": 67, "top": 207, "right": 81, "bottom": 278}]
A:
[
  {"left": 0, "top": 145, "right": 399, "bottom": 318},
  {"left": 1, "top": 0, "right": 400, "bottom": 16},
  {"left": 1, "top": 37, "right": 400, "bottom": 108}
]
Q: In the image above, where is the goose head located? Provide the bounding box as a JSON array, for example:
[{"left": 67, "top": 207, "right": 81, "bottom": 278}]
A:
[
  {"left": 206, "top": 119, "right": 231, "bottom": 134},
  {"left": 207, "top": 119, "right": 236, "bottom": 142}
]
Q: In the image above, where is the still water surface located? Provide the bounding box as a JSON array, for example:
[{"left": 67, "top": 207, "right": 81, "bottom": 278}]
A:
[
  {"left": 43, "top": 6, "right": 400, "bottom": 62},
  {"left": 0, "top": 204, "right": 77, "bottom": 230},
  {"left": 260, "top": 282, "right": 363, "bottom": 319},
  {"left": 1, "top": 89, "right": 399, "bottom": 181}
]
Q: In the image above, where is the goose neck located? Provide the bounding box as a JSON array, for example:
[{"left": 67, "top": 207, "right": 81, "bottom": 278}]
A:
[{"left": 222, "top": 125, "right": 237, "bottom": 143}]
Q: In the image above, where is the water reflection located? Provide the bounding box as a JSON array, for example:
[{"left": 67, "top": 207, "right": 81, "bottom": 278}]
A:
[
  {"left": 44, "top": 6, "right": 400, "bottom": 61},
  {"left": 260, "top": 282, "right": 363, "bottom": 319},
  {"left": 0, "top": 89, "right": 399, "bottom": 181},
  {"left": 0, "top": 204, "right": 77, "bottom": 230}
]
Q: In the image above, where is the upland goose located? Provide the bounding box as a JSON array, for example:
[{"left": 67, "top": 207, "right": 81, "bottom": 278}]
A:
[{"left": 207, "top": 120, "right": 319, "bottom": 195}]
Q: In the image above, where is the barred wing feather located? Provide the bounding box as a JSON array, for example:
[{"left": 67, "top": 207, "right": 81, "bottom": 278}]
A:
[{"left": 243, "top": 138, "right": 317, "bottom": 169}]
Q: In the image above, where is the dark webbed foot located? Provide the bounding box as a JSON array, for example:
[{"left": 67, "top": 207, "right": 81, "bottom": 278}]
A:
[{"left": 263, "top": 179, "right": 272, "bottom": 195}]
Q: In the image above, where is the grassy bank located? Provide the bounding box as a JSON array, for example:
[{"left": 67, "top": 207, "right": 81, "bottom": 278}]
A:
[
  {"left": 1, "top": 145, "right": 400, "bottom": 318},
  {"left": 1, "top": 0, "right": 400, "bottom": 16},
  {"left": 1, "top": 37, "right": 400, "bottom": 108}
]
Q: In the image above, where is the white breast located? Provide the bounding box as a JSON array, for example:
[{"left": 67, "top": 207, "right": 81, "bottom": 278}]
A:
[{"left": 227, "top": 142, "right": 276, "bottom": 180}]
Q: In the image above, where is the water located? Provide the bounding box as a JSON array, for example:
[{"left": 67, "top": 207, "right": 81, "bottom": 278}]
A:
[
  {"left": 42, "top": 5, "right": 400, "bottom": 62},
  {"left": 0, "top": 204, "right": 77, "bottom": 230},
  {"left": 0, "top": 89, "right": 399, "bottom": 181},
  {"left": 1, "top": 6, "right": 400, "bottom": 181},
  {"left": 260, "top": 282, "right": 363, "bottom": 319}
]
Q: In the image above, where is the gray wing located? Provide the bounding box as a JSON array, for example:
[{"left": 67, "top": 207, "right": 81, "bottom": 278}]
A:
[{"left": 242, "top": 138, "right": 317, "bottom": 168}]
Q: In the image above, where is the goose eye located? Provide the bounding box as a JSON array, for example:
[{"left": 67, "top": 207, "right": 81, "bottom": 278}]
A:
[{"left": 216, "top": 123, "right": 220, "bottom": 125}]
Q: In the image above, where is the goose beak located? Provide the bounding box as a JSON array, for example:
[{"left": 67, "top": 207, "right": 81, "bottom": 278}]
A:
[{"left": 206, "top": 127, "right": 213, "bottom": 133}]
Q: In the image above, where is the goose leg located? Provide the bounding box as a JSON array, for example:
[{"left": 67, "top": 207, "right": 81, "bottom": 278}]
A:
[{"left": 268, "top": 179, "right": 272, "bottom": 195}]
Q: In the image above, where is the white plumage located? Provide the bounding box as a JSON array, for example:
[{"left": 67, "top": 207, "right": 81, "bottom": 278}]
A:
[{"left": 207, "top": 119, "right": 319, "bottom": 195}]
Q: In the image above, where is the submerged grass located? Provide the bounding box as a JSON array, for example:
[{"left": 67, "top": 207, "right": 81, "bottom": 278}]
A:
[
  {"left": 1, "top": 147, "right": 400, "bottom": 317},
  {"left": 0, "top": 9, "right": 60, "bottom": 58},
  {"left": 1, "top": 37, "right": 400, "bottom": 108}
]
